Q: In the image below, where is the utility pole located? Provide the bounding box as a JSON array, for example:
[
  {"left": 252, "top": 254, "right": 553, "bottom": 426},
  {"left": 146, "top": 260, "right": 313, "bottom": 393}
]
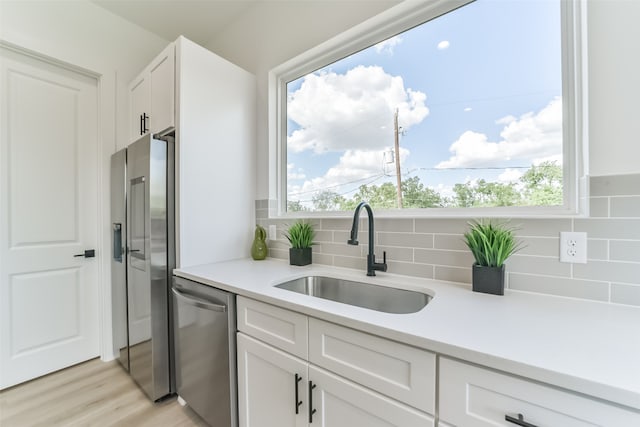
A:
[{"left": 394, "top": 108, "right": 403, "bottom": 208}]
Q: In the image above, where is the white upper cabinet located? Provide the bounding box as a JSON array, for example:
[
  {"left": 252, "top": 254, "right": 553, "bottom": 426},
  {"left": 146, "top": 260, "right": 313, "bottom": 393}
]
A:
[
  {"left": 127, "top": 36, "right": 256, "bottom": 269},
  {"left": 128, "top": 43, "right": 175, "bottom": 142}
]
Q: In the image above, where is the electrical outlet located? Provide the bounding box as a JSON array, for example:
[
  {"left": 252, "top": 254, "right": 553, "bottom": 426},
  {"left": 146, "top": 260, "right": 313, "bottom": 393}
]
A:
[
  {"left": 268, "top": 225, "right": 277, "bottom": 241},
  {"left": 559, "top": 232, "right": 587, "bottom": 263}
]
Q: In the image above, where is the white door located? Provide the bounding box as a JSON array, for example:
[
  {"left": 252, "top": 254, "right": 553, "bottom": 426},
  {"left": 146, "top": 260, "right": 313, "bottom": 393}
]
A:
[
  {"left": 0, "top": 46, "right": 100, "bottom": 389},
  {"left": 237, "top": 333, "right": 308, "bottom": 427}
]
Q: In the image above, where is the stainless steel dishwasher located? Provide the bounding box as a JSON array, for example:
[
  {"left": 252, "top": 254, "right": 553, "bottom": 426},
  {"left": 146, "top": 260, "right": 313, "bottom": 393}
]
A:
[{"left": 172, "top": 276, "right": 237, "bottom": 427}]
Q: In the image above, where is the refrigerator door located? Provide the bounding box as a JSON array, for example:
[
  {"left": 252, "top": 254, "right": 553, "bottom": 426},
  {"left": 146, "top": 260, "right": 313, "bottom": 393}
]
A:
[
  {"left": 126, "top": 134, "right": 174, "bottom": 401},
  {"left": 110, "top": 148, "right": 128, "bottom": 372}
]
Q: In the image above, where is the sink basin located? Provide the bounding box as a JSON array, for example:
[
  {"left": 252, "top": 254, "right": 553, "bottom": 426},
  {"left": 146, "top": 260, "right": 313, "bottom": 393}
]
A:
[{"left": 274, "top": 276, "right": 431, "bottom": 314}]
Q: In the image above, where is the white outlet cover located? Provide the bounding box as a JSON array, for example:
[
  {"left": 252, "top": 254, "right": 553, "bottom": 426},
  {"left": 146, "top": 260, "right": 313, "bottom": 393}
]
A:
[
  {"left": 559, "top": 231, "right": 587, "bottom": 263},
  {"left": 268, "top": 225, "right": 277, "bottom": 241}
]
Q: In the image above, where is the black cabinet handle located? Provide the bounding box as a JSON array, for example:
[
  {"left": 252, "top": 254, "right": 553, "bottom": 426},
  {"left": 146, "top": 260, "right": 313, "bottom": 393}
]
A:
[
  {"left": 139, "top": 114, "right": 143, "bottom": 135},
  {"left": 308, "top": 380, "right": 317, "bottom": 423},
  {"left": 74, "top": 249, "right": 95, "bottom": 258},
  {"left": 294, "top": 374, "right": 302, "bottom": 414},
  {"left": 142, "top": 113, "right": 149, "bottom": 133},
  {"left": 505, "top": 413, "right": 538, "bottom": 427}
]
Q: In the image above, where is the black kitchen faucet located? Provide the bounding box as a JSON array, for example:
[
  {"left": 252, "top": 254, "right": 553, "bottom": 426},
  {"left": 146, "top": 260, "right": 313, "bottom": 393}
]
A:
[{"left": 347, "top": 201, "right": 387, "bottom": 276}]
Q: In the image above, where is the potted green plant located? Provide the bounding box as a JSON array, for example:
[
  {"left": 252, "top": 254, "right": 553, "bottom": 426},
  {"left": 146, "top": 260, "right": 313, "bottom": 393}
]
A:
[
  {"left": 463, "top": 220, "right": 522, "bottom": 295},
  {"left": 284, "top": 221, "right": 315, "bottom": 266}
]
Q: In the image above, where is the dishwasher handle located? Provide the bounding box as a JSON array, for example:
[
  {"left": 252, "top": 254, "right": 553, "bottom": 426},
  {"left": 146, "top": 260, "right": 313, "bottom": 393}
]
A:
[{"left": 172, "top": 287, "right": 227, "bottom": 312}]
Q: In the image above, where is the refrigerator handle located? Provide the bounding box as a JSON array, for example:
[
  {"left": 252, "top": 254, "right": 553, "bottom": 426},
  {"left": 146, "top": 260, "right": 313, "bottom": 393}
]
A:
[
  {"left": 171, "top": 288, "right": 227, "bottom": 312},
  {"left": 113, "top": 223, "right": 123, "bottom": 262}
]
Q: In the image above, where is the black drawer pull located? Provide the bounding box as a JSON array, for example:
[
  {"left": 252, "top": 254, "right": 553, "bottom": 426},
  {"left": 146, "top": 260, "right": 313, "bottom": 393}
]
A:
[
  {"left": 505, "top": 413, "right": 538, "bottom": 427},
  {"left": 294, "top": 373, "right": 302, "bottom": 414}
]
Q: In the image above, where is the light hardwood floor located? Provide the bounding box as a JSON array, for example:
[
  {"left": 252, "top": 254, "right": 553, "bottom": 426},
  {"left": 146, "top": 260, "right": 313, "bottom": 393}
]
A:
[{"left": 0, "top": 358, "right": 209, "bottom": 426}]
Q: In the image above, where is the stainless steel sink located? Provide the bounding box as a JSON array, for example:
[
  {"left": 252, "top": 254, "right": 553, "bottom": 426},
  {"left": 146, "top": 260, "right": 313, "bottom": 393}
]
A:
[{"left": 274, "top": 276, "right": 431, "bottom": 314}]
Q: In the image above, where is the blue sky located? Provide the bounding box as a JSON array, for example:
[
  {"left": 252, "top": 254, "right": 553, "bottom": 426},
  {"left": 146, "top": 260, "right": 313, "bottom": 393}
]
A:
[{"left": 286, "top": 0, "right": 562, "bottom": 206}]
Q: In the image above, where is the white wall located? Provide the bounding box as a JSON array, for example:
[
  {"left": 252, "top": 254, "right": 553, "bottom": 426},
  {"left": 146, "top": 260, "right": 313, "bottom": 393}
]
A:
[
  {"left": 0, "top": 0, "right": 170, "bottom": 360},
  {"left": 207, "top": 0, "right": 640, "bottom": 197}
]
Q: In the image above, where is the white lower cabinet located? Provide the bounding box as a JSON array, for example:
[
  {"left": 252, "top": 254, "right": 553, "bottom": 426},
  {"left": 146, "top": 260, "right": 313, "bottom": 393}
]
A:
[
  {"left": 237, "top": 332, "right": 433, "bottom": 427},
  {"left": 237, "top": 297, "right": 435, "bottom": 427},
  {"left": 439, "top": 357, "right": 640, "bottom": 426},
  {"left": 237, "top": 333, "right": 307, "bottom": 427}
]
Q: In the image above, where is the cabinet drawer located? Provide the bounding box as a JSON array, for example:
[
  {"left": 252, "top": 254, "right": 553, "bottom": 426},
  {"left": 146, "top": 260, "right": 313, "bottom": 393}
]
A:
[
  {"left": 237, "top": 296, "right": 308, "bottom": 359},
  {"left": 309, "top": 318, "right": 436, "bottom": 414},
  {"left": 439, "top": 357, "right": 640, "bottom": 426}
]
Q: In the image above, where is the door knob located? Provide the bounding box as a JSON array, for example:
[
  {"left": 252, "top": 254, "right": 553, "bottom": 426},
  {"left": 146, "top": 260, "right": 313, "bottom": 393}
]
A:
[{"left": 74, "top": 249, "right": 95, "bottom": 258}]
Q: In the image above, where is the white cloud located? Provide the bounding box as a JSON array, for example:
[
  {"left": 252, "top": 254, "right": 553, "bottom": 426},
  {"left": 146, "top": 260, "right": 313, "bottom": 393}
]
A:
[
  {"left": 464, "top": 107, "right": 472, "bottom": 112},
  {"left": 436, "top": 96, "right": 562, "bottom": 169},
  {"left": 287, "top": 163, "right": 306, "bottom": 180},
  {"left": 375, "top": 36, "right": 402, "bottom": 54},
  {"left": 288, "top": 148, "right": 410, "bottom": 200},
  {"left": 437, "top": 40, "right": 450, "bottom": 50},
  {"left": 287, "top": 65, "right": 429, "bottom": 154},
  {"left": 498, "top": 168, "right": 524, "bottom": 183}
]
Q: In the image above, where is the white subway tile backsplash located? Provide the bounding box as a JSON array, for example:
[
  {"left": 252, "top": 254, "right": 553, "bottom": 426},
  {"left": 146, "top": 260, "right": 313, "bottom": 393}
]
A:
[
  {"left": 590, "top": 174, "right": 640, "bottom": 197},
  {"left": 573, "top": 260, "right": 640, "bottom": 284},
  {"left": 414, "top": 248, "right": 474, "bottom": 268},
  {"left": 610, "top": 240, "right": 640, "bottom": 262},
  {"left": 509, "top": 273, "right": 609, "bottom": 302},
  {"left": 589, "top": 197, "right": 609, "bottom": 217},
  {"left": 610, "top": 283, "right": 640, "bottom": 307},
  {"left": 507, "top": 254, "right": 572, "bottom": 277},
  {"left": 319, "top": 242, "right": 362, "bottom": 257},
  {"left": 258, "top": 173, "right": 640, "bottom": 306},
  {"left": 587, "top": 239, "right": 609, "bottom": 260},
  {"left": 374, "top": 245, "right": 414, "bottom": 262},
  {"left": 415, "top": 218, "right": 467, "bottom": 234},
  {"left": 434, "top": 266, "right": 472, "bottom": 284},
  {"left": 575, "top": 218, "right": 640, "bottom": 239},
  {"left": 513, "top": 219, "right": 573, "bottom": 237},
  {"left": 518, "top": 237, "right": 559, "bottom": 257},
  {"left": 314, "top": 230, "right": 333, "bottom": 243},
  {"left": 333, "top": 256, "right": 366, "bottom": 270},
  {"left": 378, "top": 232, "right": 434, "bottom": 249},
  {"left": 433, "top": 234, "right": 467, "bottom": 251},
  {"left": 610, "top": 196, "right": 640, "bottom": 217},
  {"left": 388, "top": 261, "right": 434, "bottom": 279}
]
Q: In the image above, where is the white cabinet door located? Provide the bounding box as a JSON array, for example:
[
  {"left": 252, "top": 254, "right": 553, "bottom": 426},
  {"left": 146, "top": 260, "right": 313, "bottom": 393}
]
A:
[
  {"left": 128, "top": 43, "right": 174, "bottom": 144},
  {"left": 237, "top": 333, "right": 308, "bottom": 427},
  {"left": 309, "top": 366, "right": 434, "bottom": 427},
  {"left": 439, "top": 357, "right": 640, "bottom": 427},
  {"left": 129, "top": 73, "right": 149, "bottom": 142},
  {"left": 148, "top": 43, "right": 174, "bottom": 135}
]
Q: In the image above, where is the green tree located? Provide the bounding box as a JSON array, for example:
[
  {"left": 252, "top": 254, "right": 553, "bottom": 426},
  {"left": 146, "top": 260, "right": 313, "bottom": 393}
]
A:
[
  {"left": 401, "top": 176, "right": 442, "bottom": 208},
  {"left": 287, "top": 200, "right": 307, "bottom": 212},
  {"left": 520, "top": 161, "right": 562, "bottom": 206},
  {"left": 347, "top": 182, "right": 398, "bottom": 209},
  {"left": 450, "top": 180, "right": 520, "bottom": 208},
  {"left": 312, "top": 190, "right": 345, "bottom": 211}
]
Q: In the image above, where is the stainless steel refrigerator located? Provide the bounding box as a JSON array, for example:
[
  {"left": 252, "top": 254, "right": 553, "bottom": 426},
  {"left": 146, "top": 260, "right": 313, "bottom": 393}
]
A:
[{"left": 111, "top": 133, "right": 175, "bottom": 401}]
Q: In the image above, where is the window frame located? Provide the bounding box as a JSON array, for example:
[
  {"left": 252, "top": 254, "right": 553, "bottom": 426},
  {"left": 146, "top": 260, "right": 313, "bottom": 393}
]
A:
[{"left": 269, "top": 0, "right": 588, "bottom": 218}]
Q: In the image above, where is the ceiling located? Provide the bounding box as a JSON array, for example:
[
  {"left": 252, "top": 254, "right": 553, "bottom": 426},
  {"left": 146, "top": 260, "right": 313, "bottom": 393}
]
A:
[{"left": 91, "top": 0, "right": 262, "bottom": 47}]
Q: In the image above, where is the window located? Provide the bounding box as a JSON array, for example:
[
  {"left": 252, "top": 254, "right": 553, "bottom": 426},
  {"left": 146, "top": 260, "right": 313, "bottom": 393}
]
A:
[{"left": 273, "top": 0, "right": 586, "bottom": 216}]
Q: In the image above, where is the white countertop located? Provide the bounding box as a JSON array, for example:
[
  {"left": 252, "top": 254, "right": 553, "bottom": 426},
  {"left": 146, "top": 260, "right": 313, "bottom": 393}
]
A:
[{"left": 174, "top": 258, "right": 640, "bottom": 411}]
